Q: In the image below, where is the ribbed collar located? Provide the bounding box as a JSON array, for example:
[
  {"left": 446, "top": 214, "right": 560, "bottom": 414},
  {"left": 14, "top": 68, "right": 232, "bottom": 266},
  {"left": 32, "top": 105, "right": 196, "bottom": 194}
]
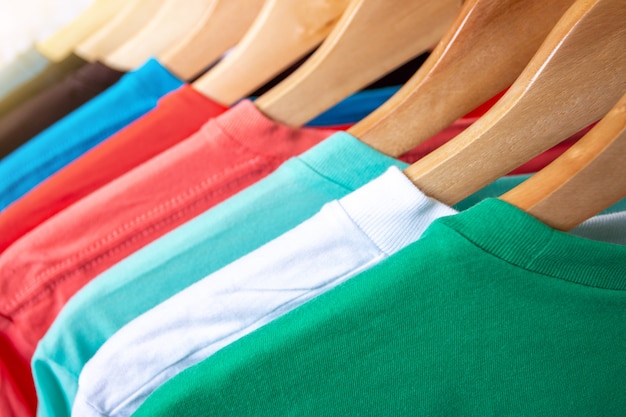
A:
[
  {"left": 209, "top": 99, "right": 336, "bottom": 161},
  {"left": 438, "top": 198, "right": 626, "bottom": 291},
  {"left": 339, "top": 167, "right": 455, "bottom": 254}
]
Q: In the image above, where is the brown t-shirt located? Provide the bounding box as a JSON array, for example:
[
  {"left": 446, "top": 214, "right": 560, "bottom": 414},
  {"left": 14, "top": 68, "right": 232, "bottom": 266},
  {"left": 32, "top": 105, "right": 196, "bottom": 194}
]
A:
[{"left": 0, "top": 60, "right": 125, "bottom": 159}]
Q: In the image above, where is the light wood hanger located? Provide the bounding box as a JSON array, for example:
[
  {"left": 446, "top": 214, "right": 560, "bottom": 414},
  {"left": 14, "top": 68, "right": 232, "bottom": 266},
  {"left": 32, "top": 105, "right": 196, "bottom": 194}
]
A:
[
  {"left": 402, "top": 0, "right": 626, "bottom": 207},
  {"left": 75, "top": 0, "right": 169, "bottom": 62},
  {"left": 103, "top": 0, "right": 217, "bottom": 71},
  {"left": 192, "top": 0, "right": 351, "bottom": 106},
  {"left": 160, "top": 0, "right": 265, "bottom": 81},
  {"left": 349, "top": 0, "right": 577, "bottom": 157},
  {"left": 35, "top": 0, "right": 126, "bottom": 62},
  {"left": 254, "top": 0, "right": 461, "bottom": 127},
  {"left": 501, "top": 93, "right": 626, "bottom": 231}
]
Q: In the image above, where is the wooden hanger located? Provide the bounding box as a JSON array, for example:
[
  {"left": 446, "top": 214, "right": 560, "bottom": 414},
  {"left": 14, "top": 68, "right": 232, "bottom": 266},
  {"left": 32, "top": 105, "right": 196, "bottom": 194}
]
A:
[
  {"left": 349, "top": 0, "right": 577, "bottom": 157},
  {"left": 75, "top": 0, "right": 169, "bottom": 62},
  {"left": 103, "top": 0, "right": 217, "bottom": 71},
  {"left": 501, "top": 93, "right": 626, "bottom": 231},
  {"left": 160, "top": 0, "right": 265, "bottom": 81},
  {"left": 35, "top": 0, "right": 126, "bottom": 62},
  {"left": 402, "top": 0, "right": 626, "bottom": 207},
  {"left": 254, "top": 0, "right": 461, "bottom": 127},
  {"left": 192, "top": 0, "right": 351, "bottom": 106}
]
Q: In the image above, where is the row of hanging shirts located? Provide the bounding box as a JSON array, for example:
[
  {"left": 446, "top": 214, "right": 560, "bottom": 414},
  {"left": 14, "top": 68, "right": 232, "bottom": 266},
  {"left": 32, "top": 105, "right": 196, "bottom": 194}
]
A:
[{"left": 0, "top": 0, "right": 624, "bottom": 416}]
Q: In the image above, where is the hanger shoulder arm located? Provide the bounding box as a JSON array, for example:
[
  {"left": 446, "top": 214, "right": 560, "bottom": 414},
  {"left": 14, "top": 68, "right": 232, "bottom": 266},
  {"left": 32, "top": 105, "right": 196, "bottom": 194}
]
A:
[
  {"left": 502, "top": 94, "right": 626, "bottom": 231},
  {"left": 161, "top": 0, "right": 265, "bottom": 81},
  {"left": 36, "top": 0, "right": 126, "bottom": 62},
  {"left": 104, "top": 0, "right": 217, "bottom": 71},
  {"left": 193, "top": 0, "right": 350, "bottom": 106},
  {"left": 76, "top": 0, "right": 168, "bottom": 62}
]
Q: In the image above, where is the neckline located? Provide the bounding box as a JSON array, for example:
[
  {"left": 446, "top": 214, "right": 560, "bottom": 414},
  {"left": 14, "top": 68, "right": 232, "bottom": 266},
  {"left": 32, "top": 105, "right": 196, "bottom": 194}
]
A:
[{"left": 438, "top": 198, "right": 626, "bottom": 291}]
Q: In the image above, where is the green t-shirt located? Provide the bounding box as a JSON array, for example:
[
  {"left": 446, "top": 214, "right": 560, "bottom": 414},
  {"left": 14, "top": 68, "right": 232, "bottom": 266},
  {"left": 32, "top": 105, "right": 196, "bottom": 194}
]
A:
[{"left": 133, "top": 198, "right": 626, "bottom": 416}]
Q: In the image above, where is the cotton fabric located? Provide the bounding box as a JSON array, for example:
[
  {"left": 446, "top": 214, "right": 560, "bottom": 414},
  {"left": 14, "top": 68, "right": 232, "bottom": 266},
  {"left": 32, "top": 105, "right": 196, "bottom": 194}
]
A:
[
  {"left": 294, "top": 86, "right": 401, "bottom": 127},
  {"left": 0, "top": 333, "right": 36, "bottom": 417},
  {"left": 0, "top": 85, "right": 226, "bottom": 253},
  {"left": 34, "top": 126, "right": 620, "bottom": 417}
]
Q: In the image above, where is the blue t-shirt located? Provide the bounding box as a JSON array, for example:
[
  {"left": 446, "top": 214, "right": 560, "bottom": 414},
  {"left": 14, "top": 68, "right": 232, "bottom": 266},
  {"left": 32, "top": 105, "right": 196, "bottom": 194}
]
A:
[{"left": 307, "top": 86, "right": 401, "bottom": 126}]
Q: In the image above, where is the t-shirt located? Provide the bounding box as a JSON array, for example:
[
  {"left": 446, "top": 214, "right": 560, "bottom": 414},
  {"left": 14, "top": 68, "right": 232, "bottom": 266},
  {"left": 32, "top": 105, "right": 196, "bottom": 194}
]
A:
[
  {"left": 34, "top": 123, "right": 619, "bottom": 417},
  {"left": 73, "top": 167, "right": 626, "bottom": 417},
  {"left": 291, "top": 86, "right": 401, "bottom": 127},
  {"left": 0, "top": 46, "right": 49, "bottom": 99},
  {"left": 0, "top": 58, "right": 181, "bottom": 211},
  {"left": 0, "top": 52, "right": 85, "bottom": 120},
  {"left": 1, "top": 101, "right": 334, "bottom": 417},
  {"left": 0, "top": 61, "right": 124, "bottom": 159},
  {"left": 0, "top": 84, "right": 401, "bottom": 254},
  {"left": 131, "top": 198, "right": 626, "bottom": 417},
  {"left": 569, "top": 209, "right": 626, "bottom": 244}
]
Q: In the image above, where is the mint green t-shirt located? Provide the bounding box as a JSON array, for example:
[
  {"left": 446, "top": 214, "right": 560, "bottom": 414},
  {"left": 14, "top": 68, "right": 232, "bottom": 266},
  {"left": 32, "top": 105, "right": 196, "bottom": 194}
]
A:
[{"left": 132, "top": 198, "right": 626, "bottom": 417}]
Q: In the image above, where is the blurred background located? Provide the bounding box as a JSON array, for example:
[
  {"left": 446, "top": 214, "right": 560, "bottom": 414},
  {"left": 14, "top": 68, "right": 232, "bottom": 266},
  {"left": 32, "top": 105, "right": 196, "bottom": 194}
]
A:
[{"left": 0, "top": 0, "right": 91, "bottom": 67}]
